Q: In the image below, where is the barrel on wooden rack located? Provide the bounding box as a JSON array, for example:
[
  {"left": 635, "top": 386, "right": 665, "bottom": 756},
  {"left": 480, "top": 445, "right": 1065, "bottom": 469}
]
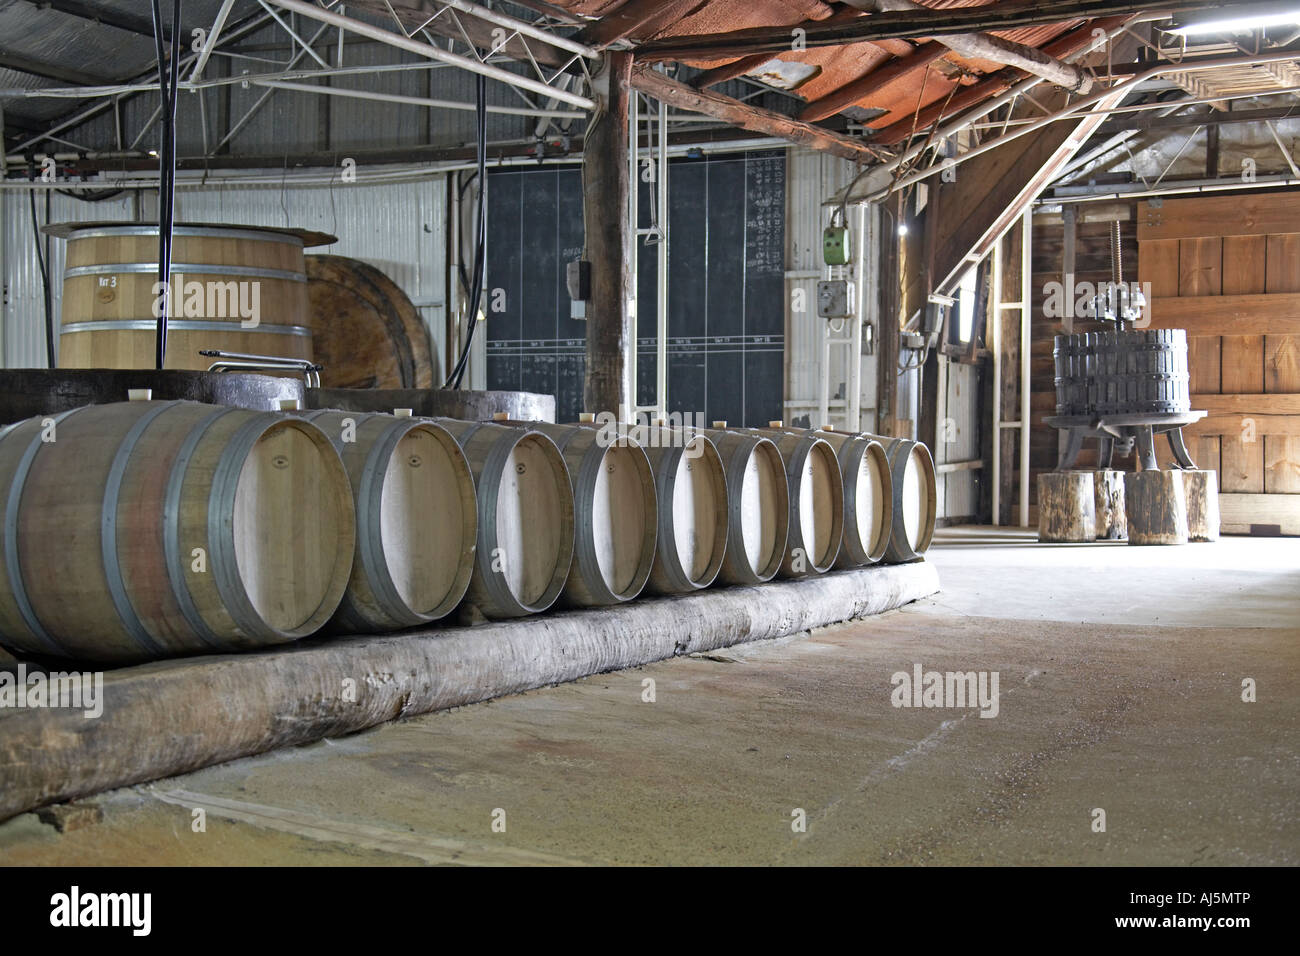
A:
[
  {"left": 0, "top": 400, "right": 355, "bottom": 662},
  {"left": 634, "top": 425, "right": 729, "bottom": 595},
  {"left": 54, "top": 223, "right": 330, "bottom": 371},
  {"left": 305, "top": 255, "right": 436, "bottom": 388},
  {"left": 304, "top": 410, "right": 476, "bottom": 631},
  {"left": 530, "top": 422, "right": 658, "bottom": 607},
  {"left": 702, "top": 427, "right": 789, "bottom": 585},
  {"left": 748, "top": 426, "right": 843, "bottom": 577},
  {"left": 859, "top": 433, "right": 936, "bottom": 562},
  {"left": 436, "top": 419, "right": 574, "bottom": 618},
  {"left": 813, "top": 428, "right": 892, "bottom": 567}
]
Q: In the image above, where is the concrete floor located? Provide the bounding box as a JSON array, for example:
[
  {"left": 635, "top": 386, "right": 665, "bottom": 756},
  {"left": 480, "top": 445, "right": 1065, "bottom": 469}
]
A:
[{"left": 1, "top": 527, "right": 1296, "bottom": 865}]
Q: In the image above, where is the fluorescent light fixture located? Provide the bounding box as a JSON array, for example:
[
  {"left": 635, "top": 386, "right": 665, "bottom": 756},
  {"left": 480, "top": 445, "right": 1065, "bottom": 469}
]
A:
[{"left": 1165, "top": 2, "right": 1300, "bottom": 35}]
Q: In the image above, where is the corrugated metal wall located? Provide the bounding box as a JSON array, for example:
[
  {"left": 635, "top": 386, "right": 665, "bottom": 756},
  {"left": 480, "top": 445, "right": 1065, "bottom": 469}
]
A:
[
  {"left": 2, "top": 176, "right": 446, "bottom": 374},
  {"left": 784, "top": 147, "right": 878, "bottom": 432}
]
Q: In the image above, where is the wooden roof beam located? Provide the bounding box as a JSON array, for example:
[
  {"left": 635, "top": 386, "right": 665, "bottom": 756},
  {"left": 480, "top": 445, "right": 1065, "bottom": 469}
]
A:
[
  {"left": 575, "top": 0, "right": 712, "bottom": 49},
  {"left": 844, "top": 0, "right": 1091, "bottom": 93},
  {"left": 629, "top": 64, "right": 882, "bottom": 163},
  {"left": 635, "top": 0, "right": 1201, "bottom": 60}
]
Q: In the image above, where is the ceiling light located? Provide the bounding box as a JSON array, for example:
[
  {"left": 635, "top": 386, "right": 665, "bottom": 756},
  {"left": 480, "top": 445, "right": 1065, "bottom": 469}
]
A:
[{"left": 1164, "top": 2, "right": 1300, "bottom": 36}]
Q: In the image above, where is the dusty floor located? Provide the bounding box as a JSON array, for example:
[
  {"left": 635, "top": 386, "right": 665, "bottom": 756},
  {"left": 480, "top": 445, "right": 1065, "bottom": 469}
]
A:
[{"left": 1, "top": 526, "right": 1296, "bottom": 865}]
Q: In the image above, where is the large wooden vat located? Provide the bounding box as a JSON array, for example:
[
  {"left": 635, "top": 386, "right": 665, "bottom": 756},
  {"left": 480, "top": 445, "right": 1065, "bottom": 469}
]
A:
[
  {"left": 636, "top": 425, "right": 728, "bottom": 594},
  {"left": 812, "top": 428, "right": 892, "bottom": 567},
  {"left": 702, "top": 428, "right": 789, "bottom": 585},
  {"left": 57, "top": 224, "right": 317, "bottom": 371},
  {"left": 0, "top": 400, "right": 355, "bottom": 662},
  {"left": 1054, "top": 329, "right": 1190, "bottom": 416},
  {"left": 305, "top": 255, "right": 436, "bottom": 388},
  {"left": 304, "top": 410, "right": 476, "bottom": 631},
  {"left": 748, "top": 428, "right": 843, "bottom": 576},
  {"left": 531, "top": 422, "right": 658, "bottom": 607},
  {"left": 436, "top": 419, "right": 574, "bottom": 617},
  {"left": 859, "top": 433, "right": 936, "bottom": 562}
]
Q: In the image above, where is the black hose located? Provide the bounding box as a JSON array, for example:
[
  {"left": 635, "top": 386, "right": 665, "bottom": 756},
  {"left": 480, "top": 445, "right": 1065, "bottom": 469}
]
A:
[
  {"left": 28, "top": 186, "right": 54, "bottom": 369},
  {"left": 150, "top": 0, "right": 182, "bottom": 370},
  {"left": 445, "top": 71, "right": 488, "bottom": 390}
]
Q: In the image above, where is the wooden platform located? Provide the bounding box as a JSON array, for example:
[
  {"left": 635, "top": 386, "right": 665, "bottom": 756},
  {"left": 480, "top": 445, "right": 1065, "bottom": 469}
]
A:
[{"left": 0, "top": 562, "right": 939, "bottom": 821}]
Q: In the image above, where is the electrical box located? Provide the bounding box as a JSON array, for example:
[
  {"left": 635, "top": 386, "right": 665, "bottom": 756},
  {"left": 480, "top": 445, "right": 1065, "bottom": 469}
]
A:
[
  {"left": 567, "top": 259, "right": 590, "bottom": 320},
  {"left": 823, "top": 225, "right": 851, "bottom": 266},
  {"left": 817, "top": 279, "right": 854, "bottom": 318}
]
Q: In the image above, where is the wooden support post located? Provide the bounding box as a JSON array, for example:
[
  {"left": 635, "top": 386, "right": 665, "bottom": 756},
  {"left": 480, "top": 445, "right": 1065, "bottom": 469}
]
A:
[
  {"left": 1125, "top": 470, "right": 1189, "bottom": 545},
  {"left": 1093, "top": 468, "right": 1127, "bottom": 539},
  {"left": 1180, "top": 469, "right": 1221, "bottom": 542},
  {"left": 1037, "top": 471, "right": 1095, "bottom": 542},
  {"left": 583, "top": 51, "right": 634, "bottom": 420}
]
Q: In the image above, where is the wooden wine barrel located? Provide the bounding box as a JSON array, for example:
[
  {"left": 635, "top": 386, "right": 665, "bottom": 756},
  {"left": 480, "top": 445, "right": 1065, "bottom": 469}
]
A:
[
  {"left": 0, "top": 400, "right": 355, "bottom": 662},
  {"left": 305, "top": 255, "right": 436, "bottom": 388},
  {"left": 530, "top": 422, "right": 657, "bottom": 607},
  {"left": 859, "top": 433, "right": 936, "bottom": 562},
  {"left": 812, "top": 428, "right": 892, "bottom": 567},
  {"left": 702, "top": 428, "right": 789, "bottom": 585},
  {"left": 636, "top": 425, "right": 728, "bottom": 594},
  {"left": 303, "top": 410, "right": 476, "bottom": 630},
  {"left": 436, "top": 419, "right": 574, "bottom": 617},
  {"left": 747, "top": 428, "right": 843, "bottom": 576},
  {"left": 57, "top": 224, "right": 320, "bottom": 371}
]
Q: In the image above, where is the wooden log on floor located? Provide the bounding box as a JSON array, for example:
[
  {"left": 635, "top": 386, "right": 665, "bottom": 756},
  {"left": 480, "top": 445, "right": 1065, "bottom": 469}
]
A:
[
  {"left": 1180, "top": 469, "right": 1221, "bottom": 542},
  {"left": 0, "top": 562, "right": 940, "bottom": 822},
  {"left": 1094, "top": 469, "right": 1127, "bottom": 540},
  {"left": 1125, "top": 470, "right": 1189, "bottom": 545},
  {"left": 1037, "top": 471, "right": 1095, "bottom": 542}
]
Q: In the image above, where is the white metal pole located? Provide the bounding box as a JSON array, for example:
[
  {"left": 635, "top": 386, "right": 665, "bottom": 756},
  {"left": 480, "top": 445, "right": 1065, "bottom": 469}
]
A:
[
  {"left": 656, "top": 91, "right": 669, "bottom": 420},
  {"left": 991, "top": 231, "right": 1002, "bottom": 526},
  {"left": 1019, "top": 208, "right": 1032, "bottom": 528}
]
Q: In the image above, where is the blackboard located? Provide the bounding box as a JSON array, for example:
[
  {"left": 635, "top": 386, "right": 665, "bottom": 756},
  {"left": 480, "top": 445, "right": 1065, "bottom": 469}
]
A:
[{"left": 486, "top": 150, "right": 785, "bottom": 425}]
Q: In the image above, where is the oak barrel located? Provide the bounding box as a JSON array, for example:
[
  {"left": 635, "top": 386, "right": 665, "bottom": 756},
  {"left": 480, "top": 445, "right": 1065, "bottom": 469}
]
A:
[
  {"left": 436, "top": 419, "right": 574, "bottom": 617},
  {"left": 859, "top": 433, "right": 936, "bottom": 562},
  {"left": 305, "top": 255, "right": 436, "bottom": 388},
  {"left": 702, "top": 428, "right": 789, "bottom": 585},
  {"left": 0, "top": 400, "right": 355, "bottom": 662},
  {"left": 635, "top": 425, "right": 729, "bottom": 594},
  {"left": 304, "top": 410, "right": 477, "bottom": 630},
  {"left": 813, "top": 428, "right": 892, "bottom": 567},
  {"left": 58, "top": 224, "right": 314, "bottom": 370},
  {"left": 531, "top": 422, "right": 658, "bottom": 607},
  {"left": 747, "top": 428, "right": 844, "bottom": 576}
]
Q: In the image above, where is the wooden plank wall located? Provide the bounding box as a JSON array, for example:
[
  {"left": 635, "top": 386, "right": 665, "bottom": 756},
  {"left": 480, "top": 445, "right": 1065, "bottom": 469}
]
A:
[{"left": 1138, "top": 193, "right": 1300, "bottom": 535}]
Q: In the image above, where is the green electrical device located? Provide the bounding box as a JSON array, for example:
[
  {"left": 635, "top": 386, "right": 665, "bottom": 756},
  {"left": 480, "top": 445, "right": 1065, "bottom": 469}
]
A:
[{"left": 823, "top": 224, "right": 851, "bottom": 266}]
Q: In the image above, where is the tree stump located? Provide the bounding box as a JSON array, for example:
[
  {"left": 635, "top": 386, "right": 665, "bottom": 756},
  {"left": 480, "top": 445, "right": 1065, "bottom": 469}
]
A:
[
  {"left": 1180, "top": 469, "right": 1220, "bottom": 542},
  {"left": 1037, "top": 471, "right": 1095, "bottom": 542},
  {"left": 1124, "top": 470, "right": 1188, "bottom": 545},
  {"left": 1093, "top": 469, "right": 1127, "bottom": 540}
]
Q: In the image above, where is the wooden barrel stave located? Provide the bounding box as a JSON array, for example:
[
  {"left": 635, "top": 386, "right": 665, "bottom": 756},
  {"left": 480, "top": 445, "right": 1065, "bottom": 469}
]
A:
[
  {"left": 0, "top": 400, "right": 355, "bottom": 662},
  {"left": 304, "top": 410, "right": 477, "bottom": 631}
]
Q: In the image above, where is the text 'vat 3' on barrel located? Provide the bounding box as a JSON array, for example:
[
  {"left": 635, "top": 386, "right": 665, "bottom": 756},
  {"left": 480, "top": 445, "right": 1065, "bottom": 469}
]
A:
[{"left": 0, "top": 400, "right": 355, "bottom": 662}]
